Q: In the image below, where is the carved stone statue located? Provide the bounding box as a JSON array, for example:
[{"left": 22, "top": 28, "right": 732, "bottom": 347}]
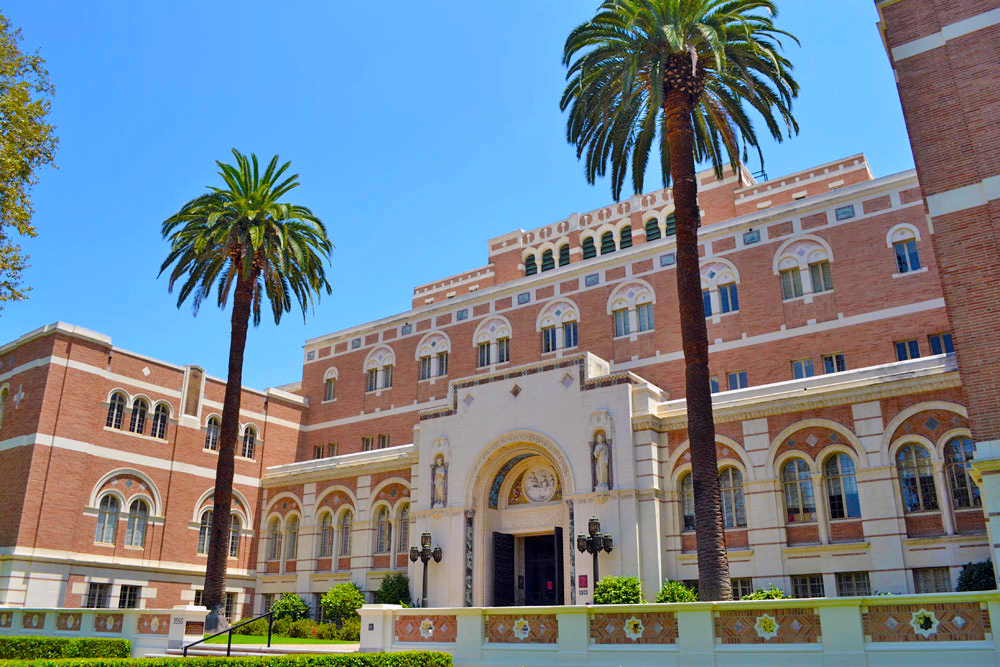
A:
[
  {"left": 592, "top": 432, "right": 611, "bottom": 491},
  {"left": 431, "top": 455, "right": 448, "bottom": 508}
]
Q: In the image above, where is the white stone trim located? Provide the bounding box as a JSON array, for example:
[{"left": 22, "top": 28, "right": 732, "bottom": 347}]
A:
[
  {"left": 926, "top": 174, "right": 1000, "bottom": 217},
  {"left": 891, "top": 7, "right": 1000, "bottom": 62}
]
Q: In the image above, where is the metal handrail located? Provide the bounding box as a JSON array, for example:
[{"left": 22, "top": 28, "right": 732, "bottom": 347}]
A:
[{"left": 183, "top": 610, "right": 274, "bottom": 657}]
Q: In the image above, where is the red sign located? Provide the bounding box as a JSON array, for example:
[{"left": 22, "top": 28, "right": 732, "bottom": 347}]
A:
[{"left": 579, "top": 574, "right": 588, "bottom": 589}]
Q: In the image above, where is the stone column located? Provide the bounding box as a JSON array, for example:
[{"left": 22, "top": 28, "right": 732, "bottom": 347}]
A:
[
  {"left": 813, "top": 472, "right": 830, "bottom": 544},
  {"left": 970, "top": 442, "right": 1000, "bottom": 582}
]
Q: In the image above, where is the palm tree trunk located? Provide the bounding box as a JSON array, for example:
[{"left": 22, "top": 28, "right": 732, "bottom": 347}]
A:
[
  {"left": 202, "top": 273, "right": 254, "bottom": 631},
  {"left": 663, "top": 89, "right": 732, "bottom": 601}
]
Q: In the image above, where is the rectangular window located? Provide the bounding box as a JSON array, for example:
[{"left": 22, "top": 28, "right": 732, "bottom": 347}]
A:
[
  {"left": 497, "top": 338, "right": 510, "bottom": 363},
  {"left": 366, "top": 369, "right": 378, "bottom": 392},
  {"left": 702, "top": 289, "right": 713, "bottom": 317},
  {"left": 261, "top": 593, "right": 274, "bottom": 613},
  {"left": 719, "top": 283, "right": 739, "bottom": 313},
  {"left": 324, "top": 378, "right": 335, "bottom": 401},
  {"left": 823, "top": 353, "right": 846, "bottom": 374},
  {"left": 194, "top": 590, "right": 202, "bottom": 607},
  {"left": 437, "top": 351, "right": 449, "bottom": 376},
  {"left": 792, "top": 359, "right": 815, "bottom": 379},
  {"left": 894, "top": 239, "right": 921, "bottom": 273},
  {"left": 382, "top": 364, "right": 393, "bottom": 388},
  {"left": 362, "top": 437, "right": 373, "bottom": 452},
  {"left": 378, "top": 434, "right": 390, "bottom": 449},
  {"left": 419, "top": 356, "right": 432, "bottom": 380},
  {"left": 791, "top": 574, "right": 825, "bottom": 598},
  {"left": 327, "top": 442, "right": 338, "bottom": 457},
  {"left": 477, "top": 342, "right": 490, "bottom": 368},
  {"left": 809, "top": 261, "right": 833, "bottom": 292},
  {"left": 637, "top": 304, "right": 654, "bottom": 332},
  {"left": 913, "top": 567, "right": 952, "bottom": 593},
  {"left": 564, "top": 321, "right": 578, "bottom": 349},
  {"left": 780, "top": 269, "right": 804, "bottom": 299},
  {"left": 727, "top": 371, "right": 748, "bottom": 391},
  {"left": 613, "top": 308, "right": 630, "bottom": 337},
  {"left": 929, "top": 333, "right": 954, "bottom": 355},
  {"left": 542, "top": 326, "right": 557, "bottom": 353},
  {"left": 84, "top": 583, "right": 110, "bottom": 609},
  {"left": 710, "top": 376, "right": 720, "bottom": 394},
  {"left": 895, "top": 339, "right": 920, "bottom": 361},
  {"left": 313, "top": 445, "right": 323, "bottom": 460},
  {"left": 732, "top": 578, "right": 754, "bottom": 600},
  {"left": 118, "top": 584, "right": 141, "bottom": 609},
  {"left": 224, "top": 592, "right": 236, "bottom": 622},
  {"left": 836, "top": 572, "right": 871, "bottom": 597}
]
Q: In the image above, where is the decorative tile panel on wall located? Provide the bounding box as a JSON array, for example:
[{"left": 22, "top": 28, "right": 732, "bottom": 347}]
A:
[
  {"left": 863, "top": 603, "right": 989, "bottom": 642},
  {"left": 394, "top": 615, "right": 458, "bottom": 643},
  {"left": 714, "top": 609, "right": 821, "bottom": 644},
  {"left": 137, "top": 614, "right": 170, "bottom": 635},
  {"left": 21, "top": 612, "right": 45, "bottom": 630},
  {"left": 94, "top": 614, "right": 123, "bottom": 633},
  {"left": 484, "top": 614, "right": 558, "bottom": 644},
  {"left": 56, "top": 613, "right": 81, "bottom": 632},
  {"left": 590, "top": 612, "right": 678, "bottom": 644}
]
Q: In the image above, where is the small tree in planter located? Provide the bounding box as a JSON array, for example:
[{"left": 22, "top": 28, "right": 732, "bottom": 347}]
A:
[
  {"left": 957, "top": 561, "right": 996, "bottom": 592},
  {"left": 270, "top": 592, "right": 310, "bottom": 621},
  {"left": 375, "top": 572, "right": 412, "bottom": 606},
  {"left": 321, "top": 582, "right": 365, "bottom": 626},
  {"left": 655, "top": 580, "right": 698, "bottom": 603},
  {"left": 593, "top": 576, "right": 644, "bottom": 604}
]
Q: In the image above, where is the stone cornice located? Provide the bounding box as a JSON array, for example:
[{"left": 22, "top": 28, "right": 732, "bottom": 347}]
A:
[{"left": 263, "top": 445, "right": 416, "bottom": 487}]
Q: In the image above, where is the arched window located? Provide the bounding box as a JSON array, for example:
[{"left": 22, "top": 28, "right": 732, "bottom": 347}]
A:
[
  {"left": 620, "top": 226, "right": 632, "bottom": 249},
  {"left": 719, "top": 468, "right": 746, "bottom": 529},
  {"left": 125, "top": 498, "right": 148, "bottom": 548},
  {"left": 600, "top": 231, "right": 616, "bottom": 254},
  {"left": 524, "top": 254, "right": 537, "bottom": 276},
  {"left": 782, "top": 459, "right": 816, "bottom": 523},
  {"left": 680, "top": 474, "right": 695, "bottom": 531},
  {"left": 375, "top": 507, "right": 391, "bottom": 554},
  {"left": 897, "top": 444, "right": 938, "bottom": 513},
  {"left": 151, "top": 404, "right": 169, "bottom": 439},
  {"left": 775, "top": 236, "right": 834, "bottom": 299},
  {"left": 558, "top": 244, "right": 570, "bottom": 267},
  {"left": 541, "top": 249, "right": 555, "bottom": 272},
  {"left": 197, "top": 509, "right": 213, "bottom": 554},
  {"left": 339, "top": 510, "right": 353, "bottom": 558},
  {"left": 398, "top": 505, "right": 410, "bottom": 553},
  {"left": 946, "top": 437, "right": 980, "bottom": 509},
  {"left": 205, "top": 417, "right": 220, "bottom": 451},
  {"left": 645, "top": 218, "right": 661, "bottom": 241},
  {"left": 241, "top": 426, "right": 256, "bottom": 459},
  {"left": 106, "top": 392, "right": 126, "bottom": 429},
  {"left": 888, "top": 225, "right": 922, "bottom": 274},
  {"left": 229, "top": 515, "right": 241, "bottom": 558},
  {"left": 324, "top": 367, "right": 337, "bottom": 401},
  {"left": 129, "top": 398, "right": 148, "bottom": 434},
  {"left": 267, "top": 518, "right": 282, "bottom": 560},
  {"left": 95, "top": 495, "right": 119, "bottom": 544},
  {"left": 582, "top": 237, "right": 597, "bottom": 260},
  {"left": 825, "top": 454, "right": 861, "bottom": 519},
  {"left": 319, "top": 513, "right": 333, "bottom": 558},
  {"left": 665, "top": 213, "right": 676, "bottom": 236},
  {"left": 286, "top": 516, "right": 299, "bottom": 560}
]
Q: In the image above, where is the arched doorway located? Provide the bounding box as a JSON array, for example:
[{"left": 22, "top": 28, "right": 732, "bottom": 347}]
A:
[{"left": 466, "top": 431, "right": 574, "bottom": 607}]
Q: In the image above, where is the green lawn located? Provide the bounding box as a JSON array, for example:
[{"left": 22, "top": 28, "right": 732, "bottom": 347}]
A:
[{"left": 204, "top": 634, "right": 355, "bottom": 645}]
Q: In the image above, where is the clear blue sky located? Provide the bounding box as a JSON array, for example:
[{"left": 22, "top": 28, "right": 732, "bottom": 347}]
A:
[{"left": 1, "top": 1, "right": 912, "bottom": 390}]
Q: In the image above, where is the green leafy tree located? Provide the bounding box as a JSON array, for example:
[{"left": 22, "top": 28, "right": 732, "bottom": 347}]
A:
[
  {"left": 741, "top": 584, "right": 788, "bottom": 600},
  {"left": 593, "top": 576, "right": 644, "bottom": 604},
  {"left": 375, "top": 572, "right": 412, "bottom": 606},
  {"left": 160, "top": 150, "right": 332, "bottom": 630},
  {"left": 0, "top": 11, "right": 57, "bottom": 307},
  {"left": 562, "top": 0, "right": 798, "bottom": 600},
  {"left": 270, "top": 592, "right": 310, "bottom": 621},
  {"left": 655, "top": 579, "right": 698, "bottom": 603},
  {"left": 321, "top": 582, "right": 365, "bottom": 626},
  {"left": 957, "top": 560, "right": 996, "bottom": 592}
]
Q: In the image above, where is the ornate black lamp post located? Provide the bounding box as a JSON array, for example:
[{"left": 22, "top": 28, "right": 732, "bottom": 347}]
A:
[
  {"left": 576, "top": 516, "right": 613, "bottom": 585},
  {"left": 409, "top": 530, "right": 442, "bottom": 607}
]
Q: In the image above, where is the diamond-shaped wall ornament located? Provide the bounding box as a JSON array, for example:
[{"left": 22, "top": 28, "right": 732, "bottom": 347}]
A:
[
  {"left": 829, "top": 432, "right": 839, "bottom": 441},
  {"left": 463, "top": 394, "right": 474, "bottom": 407},
  {"left": 141, "top": 366, "right": 151, "bottom": 377},
  {"left": 555, "top": 309, "right": 562, "bottom": 316},
  {"left": 733, "top": 620, "right": 744, "bottom": 633},
  {"left": 790, "top": 619, "right": 802, "bottom": 633},
  {"left": 605, "top": 622, "right": 615, "bottom": 634},
  {"left": 954, "top": 615, "right": 966, "bottom": 629},
  {"left": 561, "top": 374, "right": 574, "bottom": 388},
  {"left": 125, "top": 480, "right": 132, "bottom": 488},
  {"left": 885, "top": 616, "right": 899, "bottom": 630},
  {"left": 510, "top": 384, "right": 522, "bottom": 398},
  {"left": 806, "top": 434, "right": 819, "bottom": 447},
  {"left": 925, "top": 417, "right": 940, "bottom": 431},
  {"left": 708, "top": 270, "right": 717, "bottom": 279},
  {"left": 721, "top": 447, "right": 730, "bottom": 457},
  {"left": 490, "top": 325, "right": 497, "bottom": 333},
  {"left": 796, "top": 247, "right": 808, "bottom": 257},
  {"left": 431, "top": 340, "right": 437, "bottom": 348},
  {"left": 627, "top": 290, "right": 636, "bottom": 298}
]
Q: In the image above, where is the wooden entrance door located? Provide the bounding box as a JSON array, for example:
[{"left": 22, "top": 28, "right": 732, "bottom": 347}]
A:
[{"left": 493, "top": 532, "right": 515, "bottom": 606}]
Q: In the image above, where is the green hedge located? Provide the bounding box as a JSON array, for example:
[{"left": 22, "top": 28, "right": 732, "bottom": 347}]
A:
[
  {"left": 0, "top": 637, "right": 131, "bottom": 659},
  {"left": 1, "top": 653, "right": 451, "bottom": 667}
]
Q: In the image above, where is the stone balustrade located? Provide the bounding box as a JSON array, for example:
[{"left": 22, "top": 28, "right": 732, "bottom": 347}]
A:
[{"left": 360, "top": 591, "right": 1000, "bottom": 666}]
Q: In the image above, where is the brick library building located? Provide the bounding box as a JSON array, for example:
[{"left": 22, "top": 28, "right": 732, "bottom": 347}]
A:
[{"left": 1, "top": 0, "right": 999, "bottom": 619}]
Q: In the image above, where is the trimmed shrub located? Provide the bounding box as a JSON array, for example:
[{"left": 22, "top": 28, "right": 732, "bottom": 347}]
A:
[
  {"left": 271, "top": 616, "right": 292, "bottom": 637},
  {"left": 957, "top": 560, "right": 996, "bottom": 592},
  {"left": 315, "top": 623, "right": 341, "bottom": 640},
  {"left": 0, "top": 637, "right": 130, "bottom": 659},
  {"left": 0, "top": 652, "right": 452, "bottom": 666},
  {"left": 593, "top": 576, "right": 644, "bottom": 604},
  {"left": 375, "top": 573, "right": 412, "bottom": 606},
  {"left": 338, "top": 616, "right": 362, "bottom": 641},
  {"left": 322, "top": 582, "right": 365, "bottom": 625},
  {"left": 286, "top": 618, "right": 319, "bottom": 639},
  {"left": 655, "top": 579, "right": 698, "bottom": 603},
  {"left": 271, "top": 592, "right": 310, "bottom": 621},
  {"left": 741, "top": 585, "right": 788, "bottom": 600},
  {"left": 234, "top": 618, "right": 269, "bottom": 636}
]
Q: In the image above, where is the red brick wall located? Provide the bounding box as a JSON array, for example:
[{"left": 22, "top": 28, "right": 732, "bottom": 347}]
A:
[
  {"left": 905, "top": 513, "right": 945, "bottom": 537},
  {"left": 786, "top": 524, "right": 820, "bottom": 546},
  {"left": 830, "top": 520, "right": 864, "bottom": 543}
]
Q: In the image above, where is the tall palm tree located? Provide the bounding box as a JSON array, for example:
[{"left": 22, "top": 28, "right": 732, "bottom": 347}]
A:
[
  {"left": 562, "top": 0, "right": 798, "bottom": 600},
  {"left": 160, "top": 149, "right": 332, "bottom": 629}
]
